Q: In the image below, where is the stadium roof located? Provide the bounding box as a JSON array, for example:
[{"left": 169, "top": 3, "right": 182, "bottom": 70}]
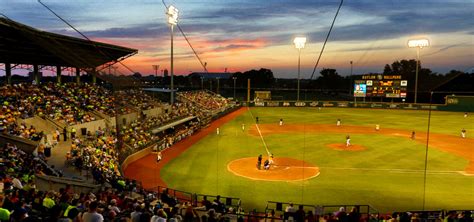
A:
[{"left": 0, "top": 17, "right": 137, "bottom": 68}]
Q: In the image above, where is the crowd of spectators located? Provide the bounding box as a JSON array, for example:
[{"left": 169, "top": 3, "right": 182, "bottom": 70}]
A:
[
  {"left": 0, "top": 179, "right": 242, "bottom": 222},
  {"left": 0, "top": 84, "right": 247, "bottom": 221},
  {"left": 122, "top": 117, "right": 160, "bottom": 150},
  {"left": 67, "top": 130, "right": 121, "bottom": 184},
  {"left": 1, "top": 83, "right": 163, "bottom": 132},
  {"left": 0, "top": 140, "right": 238, "bottom": 222},
  {"left": 1, "top": 143, "right": 60, "bottom": 189},
  {"left": 1, "top": 84, "right": 37, "bottom": 136},
  {"left": 2, "top": 121, "right": 43, "bottom": 141},
  {"left": 115, "top": 90, "right": 157, "bottom": 111},
  {"left": 178, "top": 91, "right": 230, "bottom": 113}
]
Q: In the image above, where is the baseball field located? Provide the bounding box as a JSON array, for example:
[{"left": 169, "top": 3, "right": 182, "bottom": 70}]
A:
[{"left": 124, "top": 107, "right": 474, "bottom": 212}]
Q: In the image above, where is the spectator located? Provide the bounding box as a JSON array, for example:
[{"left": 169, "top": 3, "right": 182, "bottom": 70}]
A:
[
  {"left": 295, "top": 205, "right": 306, "bottom": 222},
  {"left": 348, "top": 207, "right": 361, "bottom": 222},
  {"left": 335, "top": 207, "right": 348, "bottom": 222},
  {"left": 131, "top": 205, "right": 142, "bottom": 222},
  {"left": 82, "top": 201, "right": 104, "bottom": 222},
  {"left": 285, "top": 203, "right": 296, "bottom": 221}
]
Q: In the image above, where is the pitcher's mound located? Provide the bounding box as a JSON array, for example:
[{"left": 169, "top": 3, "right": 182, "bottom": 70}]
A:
[
  {"left": 227, "top": 157, "right": 320, "bottom": 181},
  {"left": 327, "top": 143, "right": 366, "bottom": 151}
]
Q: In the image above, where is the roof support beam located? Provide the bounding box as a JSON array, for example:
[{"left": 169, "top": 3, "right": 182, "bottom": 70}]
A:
[
  {"left": 76, "top": 67, "right": 80, "bottom": 84},
  {"left": 56, "top": 65, "right": 61, "bottom": 84},
  {"left": 5, "top": 63, "right": 11, "bottom": 85}
]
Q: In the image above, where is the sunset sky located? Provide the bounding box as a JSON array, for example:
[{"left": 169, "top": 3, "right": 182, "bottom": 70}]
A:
[{"left": 1, "top": 0, "right": 473, "bottom": 78}]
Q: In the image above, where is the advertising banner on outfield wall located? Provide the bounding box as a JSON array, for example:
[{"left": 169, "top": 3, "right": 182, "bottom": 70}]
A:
[
  {"left": 248, "top": 101, "right": 440, "bottom": 111},
  {"left": 266, "top": 101, "right": 280, "bottom": 107}
]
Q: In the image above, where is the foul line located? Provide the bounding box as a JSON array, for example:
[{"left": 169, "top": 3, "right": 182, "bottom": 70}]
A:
[
  {"left": 247, "top": 107, "right": 271, "bottom": 157},
  {"left": 318, "top": 166, "right": 465, "bottom": 175}
]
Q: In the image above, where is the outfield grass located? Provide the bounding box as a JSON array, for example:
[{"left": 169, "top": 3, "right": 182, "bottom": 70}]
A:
[{"left": 161, "top": 107, "right": 474, "bottom": 212}]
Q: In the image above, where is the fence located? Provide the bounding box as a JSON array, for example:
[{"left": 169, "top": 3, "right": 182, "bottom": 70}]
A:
[
  {"left": 194, "top": 193, "right": 241, "bottom": 209},
  {"left": 321, "top": 205, "right": 379, "bottom": 220},
  {"left": 150, "top": 185, "right": 194, "bottom": 204}
]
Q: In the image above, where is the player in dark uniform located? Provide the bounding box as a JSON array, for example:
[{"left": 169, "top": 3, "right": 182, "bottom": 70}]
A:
[
  {"left": 264, "top": 159, "right": 270, "bottom": 170},
  {"left": 257, "top": 154, "right": 262, "bottom": 170}
]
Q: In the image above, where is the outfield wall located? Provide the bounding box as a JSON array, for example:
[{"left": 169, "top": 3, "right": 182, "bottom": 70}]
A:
[
  {"left": 246, "top": 96, "right": 474, "bottom": 112},
  {"left": 439, "top": 95, "right": 474, "bottom": 112},
  {"left": 248, "top": 101, "right": 441, "bottom": 110}
]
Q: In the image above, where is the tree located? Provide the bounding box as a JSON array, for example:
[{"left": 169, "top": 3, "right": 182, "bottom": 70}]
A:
[
  {"left": 383, "top": 64, "right": 393, "bottom": 75},
  {"left": 314, "top": 68, "right": 345, "bottom": 90},
  {"left": 234, "top": 68, "right": 275, "bottom": 88},
  {"left": 132, "top": 72, "right": 142, "bottom": 78}
]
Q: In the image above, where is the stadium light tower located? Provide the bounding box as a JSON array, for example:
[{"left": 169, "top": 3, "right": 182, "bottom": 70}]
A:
[
  {"left": 152, "top": 65, "right": 160, "bottom": 85},
  {"left": 167, "top": 5, "right": 179, "bottom": 104},
  {"left": 408, "top": 38, "right": 430, "bottom": 104},
  {"left": 294, "top": 37, "right": 306, "bottom": 101}
]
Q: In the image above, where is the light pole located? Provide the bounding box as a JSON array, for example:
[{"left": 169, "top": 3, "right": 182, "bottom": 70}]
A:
[
  {"left": 293, "top": 37, "right": 306, "bottom": 101},
  {"left": 166, "top": 5, "right": 179, "bottom": 104},
  {"left": 152, "top": 65, "right": 159, "bottom": 86},
  {"left": 233, "top": 77, "right": 237, "bottom": 100},
  {"left": 201, "top": 77, "right": 204, "bottom": 90},
  {"left": 216, "top": 77, "right": 220, "bottom": 94},
  {"left": 350, "top": 61, "right": 355, "bottom": 104},
  {"left": 408, "top": 38, "right": 430, "bottom": 104}
]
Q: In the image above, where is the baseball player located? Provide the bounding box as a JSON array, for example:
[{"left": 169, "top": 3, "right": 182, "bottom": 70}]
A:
[
  {"left": 461, "top": 128, "right": 466, "bottom": 138},
  {"left": 346, "top": 135, "right": 351, "bottom": 147},
  {"left": 241, "top": 123, "right": 245, "bottom": 131},
  {"left": 464, "top": 112, "right": 468, "bottom": 118},
  {"left": 263, "top": 159, "right": 270, "bottom": 170},
  {"left": 269, "top": 154, "right": 274, "bottom": 165},
  {"left": 216, "top": 128, "right": 220, "bottom": 135},
  {"left": 157, "top": 151, "right": 162, "bottom": 163},
  {"left": 375, "top": 124, "right": 380, "bottom": 131},
  {"left": 337, "top": 119, "right": 341, "bottom": 127},
  {"left": 279, "top": 118, "right": 283, "bottom": 126},
  {"left": 257, "top": 154, "right": 262, "bottom": 170},
  {"left": 411, "top": 131, "right": 416, "bottom": 140}
]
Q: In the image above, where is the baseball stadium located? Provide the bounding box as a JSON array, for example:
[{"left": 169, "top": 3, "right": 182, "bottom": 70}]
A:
[{"left": 1, "top": 1, "right": 473, "bottom": 222}]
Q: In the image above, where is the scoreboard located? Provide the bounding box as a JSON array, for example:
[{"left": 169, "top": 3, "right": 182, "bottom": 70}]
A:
[{"left": 354, "top": 74, "right": 407, "bottom": 98}]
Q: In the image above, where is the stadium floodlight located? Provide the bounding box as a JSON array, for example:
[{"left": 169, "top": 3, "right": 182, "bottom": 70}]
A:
[
  {"left": 293, "top": 37, "right": 307, "bottom": 101},
  {"left": 167, "top": 5, "right": 179, "bottom": 25},
  {"left": 294, "top": 37, "right": 306, "bottom": 49},
  {"left": 408, "top": 39, "right": 429, "bottom": 49},
  {"left": 408, "top": 38, "right": 430, "bottom": 104},
  {"left": 166, "top": 5, "right": 179, "bottom": 104}
]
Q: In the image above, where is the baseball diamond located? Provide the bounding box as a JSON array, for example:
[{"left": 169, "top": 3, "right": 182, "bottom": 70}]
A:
[{"left": 124, "top": 107, "right": 474, "bottom": 212}]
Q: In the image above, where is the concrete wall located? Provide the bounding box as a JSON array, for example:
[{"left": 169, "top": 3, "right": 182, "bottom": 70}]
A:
[
  {"left": 0, "top": 133, "right": 39, "bottom": 154},
  {"left": 117, "top": 112, "right": 139, "bottom": 128},
  {"left": 71, "top": 119, "right": 107, "bottom": 136},
  {"left": 121, "top": 147, "right": 153, "bottom": 173},
  {"left": 143, "top": 107, "right": 163, "bottom": 118},
  {"left": 35, "top": 174, "right": 101, "bottom": 193}
]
